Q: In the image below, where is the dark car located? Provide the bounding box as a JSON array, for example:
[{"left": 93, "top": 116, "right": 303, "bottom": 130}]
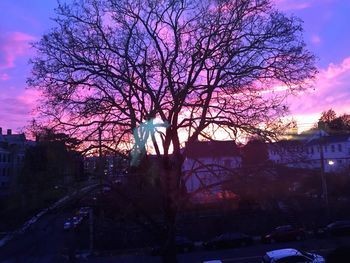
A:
[
  {"left": 151, "top": 236, "right": 194, "bottom": 255},
  {"left": 203, "top": 232, "right": 253, "bottom": 250},
  {"left": 318, "top": 220, "right": 350, "bottom": 237},
  {"left": 261, "top": 225, "right": 305, "bottom": 243}
]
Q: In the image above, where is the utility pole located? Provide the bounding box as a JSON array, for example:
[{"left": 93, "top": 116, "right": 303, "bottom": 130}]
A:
[{"left": 318, "top": 121, "right": 330, "bottom": 220}]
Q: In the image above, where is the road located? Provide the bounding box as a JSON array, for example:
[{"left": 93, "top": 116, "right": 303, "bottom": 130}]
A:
[
  {"left": 70, "top": 236, "right": 350, "bottom": 263},
  {"left": 0, "top": 209, "right": 68, "bottom": 263},
  {"left": 1, "top": 213, "right": 350, "bottom": 263},
  {"left": 1, "top": 184, "right": 349, "bottom": 263}
]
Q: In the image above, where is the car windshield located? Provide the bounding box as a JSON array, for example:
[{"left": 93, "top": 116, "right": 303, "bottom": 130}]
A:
[
  {"left": 300, "top": 250, "right": 314, "bottom": 259},
  {"left": 275, "top": 225, "right": 293, "bottom": 232}
]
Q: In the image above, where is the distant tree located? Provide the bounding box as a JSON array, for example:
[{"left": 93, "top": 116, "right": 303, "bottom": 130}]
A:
[
  {"left": 242, "top": 138, "right": 269, "bottom": 168},
  {"left": 29, "top": 0, "right": 316, "bottom": 261},
  {"left": 15, "top": 129, "right": 84, "bottom": 211},
  {"left": 319, "top": 109, "right": 350, "bottom": 133},
  {"left": 320, "top": 109, "right": 337, "bottom": 123}
]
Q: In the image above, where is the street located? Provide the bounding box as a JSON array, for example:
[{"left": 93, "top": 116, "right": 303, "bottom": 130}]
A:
[
  {"left": 0, "top": 209, "right": 67, "bottom": 263},
  {"left": 1, "top": 190, "right": 350, "bottom": 263}
]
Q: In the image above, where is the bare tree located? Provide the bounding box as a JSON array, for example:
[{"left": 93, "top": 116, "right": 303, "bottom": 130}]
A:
[{"left": 29, "top": 0, "right": 316, "bottom": 261}]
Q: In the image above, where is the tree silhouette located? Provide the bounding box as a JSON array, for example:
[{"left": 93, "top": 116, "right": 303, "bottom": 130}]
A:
[
  {"left": 29, "top": 0, "right": 316, "bottom": 261},
  {"left": 320, "top": 109, "right": 350, "bottom": 133}
]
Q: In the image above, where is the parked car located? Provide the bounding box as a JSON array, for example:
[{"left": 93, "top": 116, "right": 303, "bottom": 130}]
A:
[
  {"left": 261, "top": 225, "right": 305, "bottom": 243},
  {"left": 175, "top": 236, "right": 195, "bottom": 252},
  {"left": 317, "top": 220, "right": 350, "bottom": 237},
  {"left": 151, "top": 236, "right": 194, "bottom": 255},
  {"left": 203, "top": 232, "right": 253, "bottom": 250},
  {"left": 78, "top": 207, "right": 90, "bottom": 217},
  {"left": 72, "top": 216, "right": 83, "bottom": 227},
  {"left": 262, "top": 248, "right": 325, "bottom": 263},
  {"left": 63, "top": 219, "right": 73, "bottom": 230}
]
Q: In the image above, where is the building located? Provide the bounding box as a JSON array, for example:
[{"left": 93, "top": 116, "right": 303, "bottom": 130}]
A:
[
  {"left": 267, "top": 130, "right": 350, "bottom": 173},
  {"left": 0, "top": 128, "right": 34, "bottom": 196},
  {"left": 183, "top": 140, "right": 241, "bottom": 202},
  {"left": 84, "top": 155, "right": 128, "bottom": 181}
]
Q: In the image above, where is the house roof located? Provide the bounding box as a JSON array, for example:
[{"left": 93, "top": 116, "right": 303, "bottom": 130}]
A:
[
  {"left": 185, "top": 140, "right": 239, "bottom": 159},
  {"left": 267, "top": 139, "right": 305, "bottom": 150},
  {"left": 3, "top": 134, "right": 26, "bottom": 144},
  {"left": 306, "top": 134, "right": 350, "bottom": 146}
]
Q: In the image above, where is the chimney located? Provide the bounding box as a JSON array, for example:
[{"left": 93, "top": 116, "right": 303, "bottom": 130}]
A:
[
  {"left": 7, "top": 129, "right": 12, "bottom": 135},
  {"left": 0, "top": 127, "right": 2, "bottom": 135}
]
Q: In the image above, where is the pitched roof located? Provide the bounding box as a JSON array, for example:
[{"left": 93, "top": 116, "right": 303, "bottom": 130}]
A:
[
  {"left": 185, "top": 140, "right": 239, "bottom": 159},
  {"left": 306, "top": 134, "right": 350, "bottom": 146}
]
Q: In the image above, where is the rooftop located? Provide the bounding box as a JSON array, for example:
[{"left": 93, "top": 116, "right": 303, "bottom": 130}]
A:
[
  {"left": 266, "top": 248, "right": 301, "bottom": 260},
  {"left": 185, "top": 140, "right": 239, "bottom": 159}
]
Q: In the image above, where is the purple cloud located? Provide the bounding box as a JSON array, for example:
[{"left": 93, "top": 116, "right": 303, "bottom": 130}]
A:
[
  {"left": 0, "top": 31, "right": 36, "bottom": 69},
  {"left": 0, "top": 89, "right": 40, "bottom": 131},
  {"left": 0, "top": 73, "right": 10, "bottom": 81},
  {"left": 290, "top": 57, "right": 350, "bottom": 117}
]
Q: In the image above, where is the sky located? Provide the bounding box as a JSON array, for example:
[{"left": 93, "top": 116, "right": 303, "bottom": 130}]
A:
[{"left": 0, "top": 0, "right": 349, "bottom": 133}]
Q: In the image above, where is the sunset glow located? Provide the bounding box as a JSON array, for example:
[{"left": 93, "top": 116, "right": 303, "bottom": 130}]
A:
[{"left": 0, "top": 0, "right": 349, "bottom": 132}]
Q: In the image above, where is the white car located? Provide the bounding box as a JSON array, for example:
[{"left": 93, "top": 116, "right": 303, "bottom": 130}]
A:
[
  {"left": 262, "top": 248, "right": 325, "bottom": 263},
  {"left": 78, "top": 207, "right": 90, "bottom": 217},
  {"left": 72, "top": 216, "right": 83, "bottom": 227},
  {"left": 63, "top": 219, "right": 73, "bottom": 230}
]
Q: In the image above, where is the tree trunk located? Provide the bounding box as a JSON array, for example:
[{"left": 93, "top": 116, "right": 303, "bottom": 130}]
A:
[
  {"left": 161, "top": 200, "right": 177, "bottom": 263},
  {"left": 160, "top": 157, "right": 181, "bottom": 263}
]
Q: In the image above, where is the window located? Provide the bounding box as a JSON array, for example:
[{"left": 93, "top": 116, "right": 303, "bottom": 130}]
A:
[
  {"left": 339, "top": 159, "right": 343, "bottom": 164},
  {"left": 325, "top": 146, "right": 328, "bottom": 152},
  {"left": 276, "top": 255, "right": 311, "bottom": 263},
  {"left": 310, "top": 147, "right": 314, "bottom": 154},
  {"left": 338, "top": 144, "right": 342, "bottom": 152},
  {"left": 331, "top": 145, "right": 335, "bottom": 152}
]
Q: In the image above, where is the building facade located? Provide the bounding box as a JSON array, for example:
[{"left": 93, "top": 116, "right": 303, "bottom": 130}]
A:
[
  {"left": 0, "top": 128, "right": 33, "bottom": 196},
  {"left": 267, "top": 130, "right": 350, "bottom": 173},
  {"left": 183, "top": 140, "right": 241, "bottom": 202}
]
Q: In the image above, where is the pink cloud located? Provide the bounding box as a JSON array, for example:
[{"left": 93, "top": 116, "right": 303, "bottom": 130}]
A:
[
  {"left": 290, "top": 56, "right": 350, "bottom": 121},
  {"left": 274, "top": 0, "right": 312, "bottom": 10},
  {"left": 0, "top": 32, "right": 36, "bottom": 69},
  {"left": 0, "top": 89, "right": 40, "bottom": 131},
  {"left": 311, "top": 34, "right": 321, "bottom": 45},
  {"left": 0, "top": 73, "right": 10, "bottom": 81}
]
